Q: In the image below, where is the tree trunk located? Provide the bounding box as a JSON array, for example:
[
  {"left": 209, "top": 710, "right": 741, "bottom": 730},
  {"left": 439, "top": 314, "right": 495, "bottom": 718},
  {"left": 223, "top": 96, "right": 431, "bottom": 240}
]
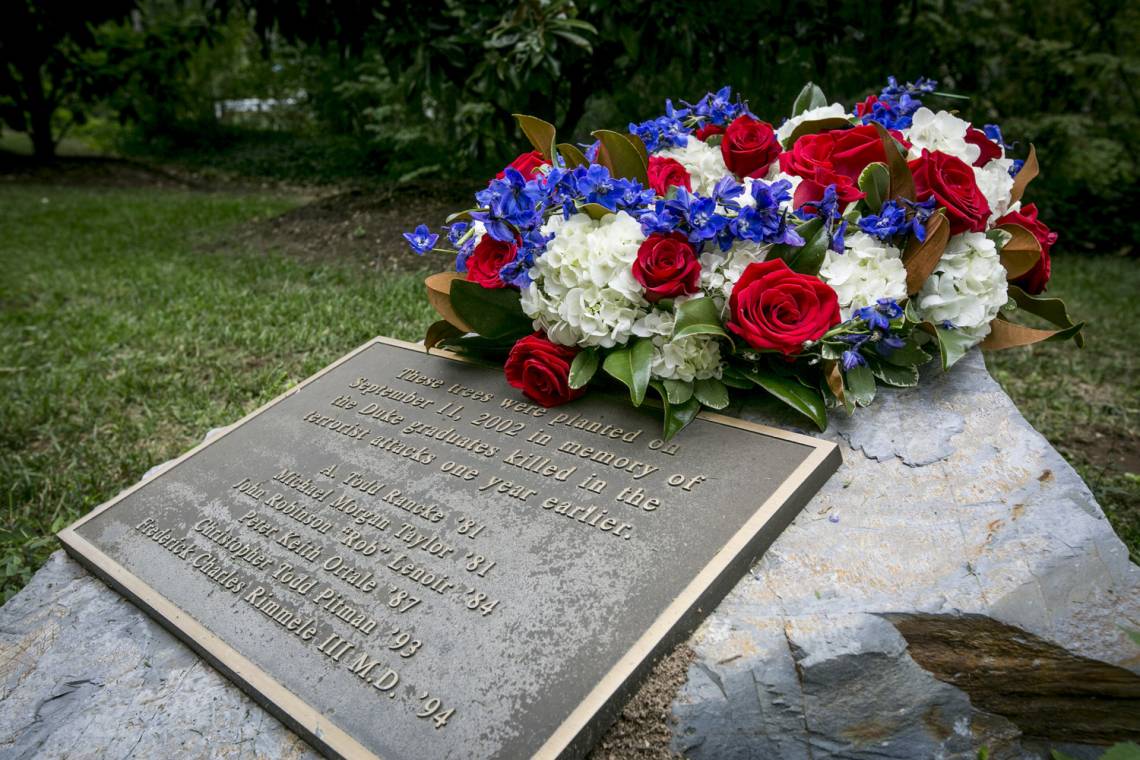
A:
[{"left": 20, "top": 61, "right": 56, "bottom": 162}]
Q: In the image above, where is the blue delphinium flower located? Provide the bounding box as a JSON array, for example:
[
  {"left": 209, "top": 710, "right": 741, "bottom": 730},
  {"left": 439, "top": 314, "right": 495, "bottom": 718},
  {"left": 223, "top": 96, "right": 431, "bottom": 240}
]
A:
[
  {"left": 664, "top": 189, "right": 726, "bottom": 243},
  {"left": 640, "top": 200, "right": 683, "bottom": 235},
  {"left": 575, "top": 164, "right": 628, "bottom": 211},
  {"left": 983, "top": 123, "right": 1009, "bottom": 149},
  {"left": 686, "top": 85, "right": 752, "bottom": 127},
  {"left": 1009, "top": 159, "right": 1025, "bottom": 178},
  {"left": 841, "top": 349, "right": 866, "bottom": 371},
  {"left": 859, "top": 76, "right": 936, "bottom": 130},
  {"left": 798, "top": 184, "right": 847, "bottom": 253},
  {"left": 403, "top": 224, "right": 439, "bottom": 255}
]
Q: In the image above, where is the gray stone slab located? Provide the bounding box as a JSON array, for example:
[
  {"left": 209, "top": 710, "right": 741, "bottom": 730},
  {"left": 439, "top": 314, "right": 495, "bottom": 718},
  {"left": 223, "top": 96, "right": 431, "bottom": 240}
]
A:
[
  {"left": 2, "top": 349, "right": 1137, "bottom": 760},
  {"left": 48, "top": 338, "right": 838, "bottom": 759}
]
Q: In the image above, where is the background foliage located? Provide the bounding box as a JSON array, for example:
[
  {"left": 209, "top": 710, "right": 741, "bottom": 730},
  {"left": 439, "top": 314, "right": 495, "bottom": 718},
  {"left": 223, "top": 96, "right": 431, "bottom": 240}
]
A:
[{"left": 2, "top": 0, "right": 1137, "bottom": 253}]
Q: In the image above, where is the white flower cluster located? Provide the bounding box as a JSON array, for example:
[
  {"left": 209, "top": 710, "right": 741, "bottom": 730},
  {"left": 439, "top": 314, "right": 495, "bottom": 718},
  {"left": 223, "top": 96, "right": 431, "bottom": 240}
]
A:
[
  {"left": 818, "top": 232, "right": 908, "bottom": 319},
  {"left": 657, "top": 136, "right": 730, "bottom": 196},
  {"left": 650, "top": 331, "right": 723, "bottom": 382},
  {"left": 520, "top": 211, "right": 648, "bottom": 348},
  {"left": 916, "top": 232, "right": 1008, "bottom": 344},
  {"left": 973, "top": 158, "right": 1016, "bottom": 225},
  {"left": 777, "top": 103, "right": 850, "bottom": 145},
  {"left": 904, "top": 107, "right": 980, "bottom": 165}
]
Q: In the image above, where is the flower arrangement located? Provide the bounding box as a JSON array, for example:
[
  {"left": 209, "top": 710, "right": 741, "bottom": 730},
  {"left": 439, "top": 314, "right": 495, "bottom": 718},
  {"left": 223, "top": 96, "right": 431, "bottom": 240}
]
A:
[{"left": 405, "top": 79, "right": 1083, "bottom": 438}]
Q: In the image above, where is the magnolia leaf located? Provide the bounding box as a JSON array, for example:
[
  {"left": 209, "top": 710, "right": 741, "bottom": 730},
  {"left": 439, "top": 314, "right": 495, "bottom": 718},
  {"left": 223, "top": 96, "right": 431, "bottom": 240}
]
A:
[
  {"left": 580, "top": 202, "right": 614, "bottom": 220},
  {"left": 823, "top": 359, "right": 848, "bottom": 409},
  {"left": 627, "top": 132, "right": 650, "bottom": 169},
  {"left": 592, "top": 129, "right": 648, "bottom": 184},
  {"left": 662, "top": 379, "right": 694, "bottom": 404},
  {"left": 693, "top": 377, "right": 730, "bottom": 410},
  {"left": 858, "top": 162, "right": 890, "bottom": 213},
  {"left": 980, "top": 316, "right": 1084, "bottom": 351},
  {"left": 557, "top": 142, "right": 589, "bottom": 169},
  {"left": 603, "top": 338, "right": 653, "bottom": 406},
  {"left": 674, "top": 296, "right": 730, "bottom": 342},
  {"left": 743, "top": 368, "right": 828, "bottom": 431},
  {"left": 1008, "top": 286, "right": 1084, "bottom": 348},
  {"left": 873, "top": 122, "right": 916, "bottom": 201},
  {"left": 513, "top": 114, "right": 556, "bottom": 160},
  {"left": 786, "top": 116, "right": 853, "bottom": 145},
  {"left": 903, "top": 210, "right": 950, "bottom": 295},
  {"left": 425, "top": 272, "right": 474, "bottom": 333},
  {"left": 844, "top": 364, "right": 877, "bottom": 406},
  {"left": 1009, "top": 144, "right": 1039, "bottom": 205},
  {"left": 449, "top": 279, "right": 532, "bottom": 340},
  {"left": 792, "top": 82, "right": 828, "bottom": 116},
  {"left": 568, "top": 349, "right": 599, "bottom": 389},
  {"left": 996, "top": 223, "right": 1042, "bottom": 279},
  {"left": 424, "top": 320, "right": 465, "bottom": 350}
]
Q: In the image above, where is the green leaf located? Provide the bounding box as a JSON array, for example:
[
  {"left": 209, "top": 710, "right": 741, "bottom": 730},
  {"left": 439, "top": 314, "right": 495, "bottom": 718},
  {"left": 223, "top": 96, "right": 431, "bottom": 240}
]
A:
[
  {"left": 449, "top": 280, "right": 533, "bottom": 340},
  {"left": 693, "top": 377, "right": 730, "bottom": 410},
  {"left": 880, "top": 338, "right": 932, "bottom": 367},
  {"left": 592, "top": 129, "right": 648, "bottom": 184},
  {"left": 513, "top": 114, "right": 556, "bottom": 160},
  {"left": 568, "top": 349, "right": 598, "bottom": 389},
  {"left": 720, "top": 365, "right": 754, "bottom": 389},
  {"left": 650, "top": 382, "right": 701, "bottom": 441},
  {"left": 933, "top": 326, "right": 977, "bottom": 370},
  {"left": 662, "top": 379, "right": 694, "bottom": 404},
  {"left": 557, "top": 142, "right": 589, "bottom": 169},
  {"left": 792, "top": 82, "right": 828, "bottom": 116},
  {"left": 858, "top": 163, "right": 890, "bottom": 214},
  {"left": 870, "top": 360, "right": 919, "bottom": 388},
  {"left": 1100, "top": 742, "right": 1140, "bottom": 760},
  {"left": 844, "top": 364, "right": 877, "bottom": 406},
  {"left": 579, "top": 202, "right": 614, "bottom": 220},
  {"left": 742, "top": 368, "right": 828, "bottom": 431},
  {"left": 674, "top": 297, "right": 730, "bottom": 342},
  {"left": 444, "top": 208, "right": 478, "bottom": 224},
  {"left": 602, "top": 338, "right": 653, "bottom": 406},
  {"left": 786, "top": 217, "right": 830, "bottom": 275}
]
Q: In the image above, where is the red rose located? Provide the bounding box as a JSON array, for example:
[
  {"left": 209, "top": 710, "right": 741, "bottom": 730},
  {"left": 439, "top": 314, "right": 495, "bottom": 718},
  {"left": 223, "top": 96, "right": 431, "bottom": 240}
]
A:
[
  {"left": 792, "top": 168, "right": 865, "bottom": 209},
  {"left": 632, "top": 232, "right": 701, "bottom": 302},
  {"left": 646, "top": 156, "right": 692, "bottom": 196},
  {"left": 996, "top": 203, "right": 1057, "bottom": 294},
  {"left": 727, "top": 260, "right": 841, "bottom": 356},
  {"left": 964, "top": 128, "right": 1002, "bottom": 167},
  {"left": 466, "top": 235, "right": 518, "bottom": 289},
  {"left": 504, "top": 333, "right": 586, "bottom": 407},
  {"left": 909, "top": 150, "right": 992, "bottom": 235},
  {"left": 495, "top": 150, "right": 548, "bottom": 181},
  {"left": 694, "top": 123, "right": 725, "bottom": 142},
  {"left": 721, "top": 115, "right": 780, "bottom": 178},
  {"left": 828, "top": 125, "right": 894, "bottom": 179},
  {"left": 855, "top": 95, "right": 879, "bottom": 119}
]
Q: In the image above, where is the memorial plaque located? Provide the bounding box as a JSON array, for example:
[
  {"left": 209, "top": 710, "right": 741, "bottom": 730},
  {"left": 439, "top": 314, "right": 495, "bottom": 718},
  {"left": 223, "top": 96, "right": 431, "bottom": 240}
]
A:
[{"left": 59, "top": 337, "right": 839, "bottom": 759}]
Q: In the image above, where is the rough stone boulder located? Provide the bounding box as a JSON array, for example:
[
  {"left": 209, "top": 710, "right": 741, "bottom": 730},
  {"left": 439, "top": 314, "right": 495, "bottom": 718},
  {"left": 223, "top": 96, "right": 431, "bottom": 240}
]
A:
[{"left": 1, "top": 351, "right": 1137, "bottom": 759}]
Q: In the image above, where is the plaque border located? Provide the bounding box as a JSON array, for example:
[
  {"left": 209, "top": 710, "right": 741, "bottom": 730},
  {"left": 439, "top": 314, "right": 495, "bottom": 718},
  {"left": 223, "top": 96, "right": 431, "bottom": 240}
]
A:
[{"left": 58, "top": 335, "right": 841, "bottom": 760}]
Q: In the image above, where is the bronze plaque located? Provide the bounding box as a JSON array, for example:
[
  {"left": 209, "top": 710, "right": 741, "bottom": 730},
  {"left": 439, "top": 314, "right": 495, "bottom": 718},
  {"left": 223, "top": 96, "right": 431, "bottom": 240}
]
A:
[{"left": 59, "top": 337, "right": 839, "bottom": 759}]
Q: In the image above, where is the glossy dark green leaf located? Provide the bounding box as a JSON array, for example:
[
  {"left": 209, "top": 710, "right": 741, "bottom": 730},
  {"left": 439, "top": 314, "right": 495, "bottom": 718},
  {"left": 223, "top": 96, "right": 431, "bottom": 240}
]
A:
[
  {"left": 858, "top": 162, "right": 890, "bottom": 213},
  {"left": 602, "top": 338, "right": 653, "bottom": 406},
  {"left": 742, "top": 368, "right": 828, "bottom": 431},
  {"left": 557, "top": 142, "right": 589, "bottom": 169},
  {"left": 592, "top": 129, "right": 648, "bottom": 184},
  {"left": 693, "top": 377, "right": 730, "bottom": 409},
  {"left": 449, "top": 279, "right": 533, "bottom": 340},
  {"left": 568, "top": 349, "right": 598, "bottom": 389},
  {"left": 791, "top": 82, "right": 828, "bottom": 116},
  {"left": 844, "top": 364, "right": 877, "bottom": 406},
  {"left": 673, "top": 296, "right": 730, "bottom": 342},
  {"left": 513, "top": 113, "right": 556, "bottom": 160},
  {"left": 662, "top": 378, "right": 694, "bottom": 404}
]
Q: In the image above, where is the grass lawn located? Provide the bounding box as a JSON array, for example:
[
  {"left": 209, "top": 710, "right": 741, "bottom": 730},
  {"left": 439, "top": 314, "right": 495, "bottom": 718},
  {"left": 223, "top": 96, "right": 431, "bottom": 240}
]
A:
[
  {"left": 0, "top": 182, "right": 1136, "bottom": 602},
  {"left": 0, "top": 185, "right": 435, "bottom": 600}
]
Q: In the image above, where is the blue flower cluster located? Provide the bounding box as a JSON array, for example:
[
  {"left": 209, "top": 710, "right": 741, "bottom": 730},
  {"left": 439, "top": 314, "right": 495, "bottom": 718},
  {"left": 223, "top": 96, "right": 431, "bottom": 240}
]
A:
[
  {"left": 628, "top": 86, "right": 750, "bottom": 153},
  {"left": 797, "top": 184, "right": 847, "bottom": 253},
  {"left": 859, "top": 76, "right": 937, "bottom": 130},
  {"left": 640, "top": 175, "right": 803, "bottom": 251},
  {"left": 836, "top": 299, "right": 906, "bottom": 370},
  {"left": 857, "top": 197, "right": 937, "bottom": 243}
]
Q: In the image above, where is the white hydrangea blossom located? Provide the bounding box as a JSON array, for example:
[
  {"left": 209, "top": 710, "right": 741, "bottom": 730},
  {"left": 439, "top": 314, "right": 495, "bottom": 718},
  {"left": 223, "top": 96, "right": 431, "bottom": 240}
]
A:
[
  {"left": 698, "top": 239, "right": 772, "bottom": 306},
  {"left": 657, "top": 136, "right": 730, "bottom": 196},
  {"left": 904, "top": 107, "right": 981, "bottom": 165},
  {"left": 818, "top": 232, "right": 908, "bottom": 319},
  {"left": 916, "top": 232, "right": 1008, "bottom": 343},
  {"left": 972, "top": 158, "right": 1016, "bottom": 226},
  {"left": 650, "top": 332, "right": 723, "bottom": 382},
  {"left": 520, "top": 211, "right": 649, "bottom": 348},
  {"left": 777, "top": 103, "right": 850, "bottom": 144}
]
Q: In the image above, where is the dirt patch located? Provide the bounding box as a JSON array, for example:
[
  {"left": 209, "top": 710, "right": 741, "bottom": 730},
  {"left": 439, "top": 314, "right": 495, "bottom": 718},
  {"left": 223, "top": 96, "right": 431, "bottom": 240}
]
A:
[
  {"left": 588, "top": 644, "right": 696, "bottom": 760},
  {"left": 0, "top": 152, "right": 197, "bottom": 190},
  {"left": 219, "top": 181, "right": 474, "bottom": 274},
  {"left": 1059, "top": 424, "right": 1140, "bottom": 477}
]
